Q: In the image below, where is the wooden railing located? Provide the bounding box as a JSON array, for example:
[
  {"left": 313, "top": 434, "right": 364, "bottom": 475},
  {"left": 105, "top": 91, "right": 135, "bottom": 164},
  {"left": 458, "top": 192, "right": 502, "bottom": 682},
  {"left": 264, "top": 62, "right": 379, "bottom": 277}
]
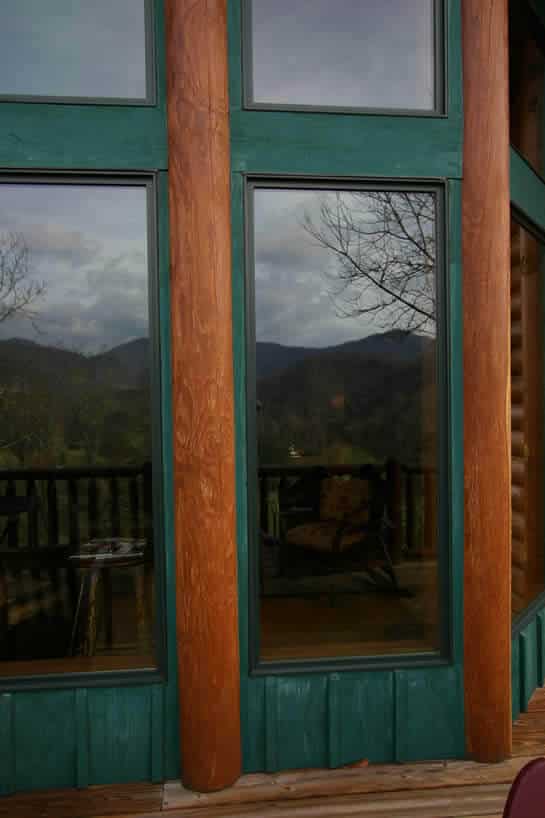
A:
[
  {"left": 0, "top": 464, "right": 152, "bottom": 551},
  {"left": 258, "top": 461, "right": 438, "bottom": 559}
]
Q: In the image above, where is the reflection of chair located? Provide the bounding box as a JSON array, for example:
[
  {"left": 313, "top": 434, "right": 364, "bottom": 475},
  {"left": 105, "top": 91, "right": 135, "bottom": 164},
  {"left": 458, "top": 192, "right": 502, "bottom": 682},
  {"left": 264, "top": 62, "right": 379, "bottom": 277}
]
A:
[
  {"left": 503, "top": 758, "right": 545, "bottom": 817},
  {"left": 280, "top": 466, "right": 403, "bottom": 594}
]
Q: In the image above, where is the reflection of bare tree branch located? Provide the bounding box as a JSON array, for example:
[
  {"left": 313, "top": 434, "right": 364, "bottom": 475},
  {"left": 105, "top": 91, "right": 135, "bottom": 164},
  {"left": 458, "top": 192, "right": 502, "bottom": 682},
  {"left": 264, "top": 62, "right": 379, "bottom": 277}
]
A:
[
  {"left": 0, "top": 232, "right": 46, "bottom": 324},
  {"left": 302, "top": 191, "right": 436, "bottom": 335}
]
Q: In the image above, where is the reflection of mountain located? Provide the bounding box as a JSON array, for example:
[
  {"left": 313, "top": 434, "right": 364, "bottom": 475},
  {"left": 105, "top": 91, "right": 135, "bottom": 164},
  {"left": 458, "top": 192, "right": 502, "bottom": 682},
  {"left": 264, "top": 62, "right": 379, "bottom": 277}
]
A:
[
  {"left": 256, "top": 330, "right": 437, "bottom": 467},
  {"left": 0, "top": 338, "right": 152, "bottom": 468},
  {"left": 0, "top": 337, "right": 150, "bottom": 390}
]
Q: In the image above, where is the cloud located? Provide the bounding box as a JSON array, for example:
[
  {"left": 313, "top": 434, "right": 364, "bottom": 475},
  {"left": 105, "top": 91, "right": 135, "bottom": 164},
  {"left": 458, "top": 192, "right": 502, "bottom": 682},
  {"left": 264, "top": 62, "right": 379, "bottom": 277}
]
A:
[{"left": 22, "top": 224, "right": 100, "bottom": 268}]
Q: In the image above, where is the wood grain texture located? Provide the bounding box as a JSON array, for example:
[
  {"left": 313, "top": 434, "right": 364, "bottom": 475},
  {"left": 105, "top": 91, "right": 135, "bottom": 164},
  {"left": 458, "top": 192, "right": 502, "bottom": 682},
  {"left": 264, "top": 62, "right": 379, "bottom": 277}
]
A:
[
  {"left": 165, "top": 0, "right": 241, "bottom": 793},
  {"left": 462, "top": 0, "right": 512, "bottom": 761}
]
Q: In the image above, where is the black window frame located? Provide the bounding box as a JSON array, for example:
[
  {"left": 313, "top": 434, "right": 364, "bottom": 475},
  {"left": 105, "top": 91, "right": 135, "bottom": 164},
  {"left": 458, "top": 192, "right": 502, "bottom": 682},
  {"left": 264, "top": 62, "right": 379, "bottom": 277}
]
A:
[
  {"left": 0, "top": 170, "right": 168, "bottom": 692},
  {"left": 242, "top": 0, "right": 447, "bottom": 117},
  {"left": 0, "top": 0, "right": 157, "bottom": 107},
  {"left": 244, "top": 174, "right": 453, "bottom": 676}
]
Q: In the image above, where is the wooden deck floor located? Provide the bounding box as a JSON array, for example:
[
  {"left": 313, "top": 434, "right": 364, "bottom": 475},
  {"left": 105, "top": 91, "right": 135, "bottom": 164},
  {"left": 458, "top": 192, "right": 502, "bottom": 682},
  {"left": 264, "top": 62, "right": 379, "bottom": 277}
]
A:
[{"left": 2, "top": 688, "right": 545, "bottom": 818}]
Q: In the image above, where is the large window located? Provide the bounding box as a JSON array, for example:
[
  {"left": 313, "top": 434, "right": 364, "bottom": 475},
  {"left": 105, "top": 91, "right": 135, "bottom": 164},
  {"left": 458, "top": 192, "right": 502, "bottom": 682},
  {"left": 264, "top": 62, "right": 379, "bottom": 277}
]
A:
[
  {"left": 246, "top": 0, "right": 442, "bottom": 113},
  {"left": 0, "top": 0, "right": 152, "bottom": 103},
  {"left": 248, "top": 180, "right": 447, "bottom": 664},
  {"left": 0, "top": 178, "right": 162, "bottom": 678}
]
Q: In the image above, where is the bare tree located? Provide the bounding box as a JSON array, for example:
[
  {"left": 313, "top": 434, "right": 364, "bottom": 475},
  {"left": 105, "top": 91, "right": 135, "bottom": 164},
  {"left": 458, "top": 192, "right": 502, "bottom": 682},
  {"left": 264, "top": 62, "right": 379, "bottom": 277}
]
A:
[
  {"left": 302, "top": 191, "right": 436, "bottom": 335},
  {"left": 0, "top": 231, "right": 45, "bottom": 324}
]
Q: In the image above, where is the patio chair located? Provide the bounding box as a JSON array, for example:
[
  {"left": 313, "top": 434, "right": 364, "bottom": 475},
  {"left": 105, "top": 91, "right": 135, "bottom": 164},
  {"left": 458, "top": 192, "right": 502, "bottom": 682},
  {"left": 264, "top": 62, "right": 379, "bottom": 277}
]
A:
[
  {"left": 503, "top": 757, "right": 545, "bottom": 817},
  {"left": 279, "top": 465, "right": 404, "bottom": 595}
]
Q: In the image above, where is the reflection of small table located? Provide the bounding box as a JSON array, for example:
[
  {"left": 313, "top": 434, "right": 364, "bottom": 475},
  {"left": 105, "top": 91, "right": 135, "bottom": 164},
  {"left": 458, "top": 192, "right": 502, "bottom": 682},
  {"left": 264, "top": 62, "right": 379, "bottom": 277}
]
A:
[{"left": 69, "top": 544, "right": 149, "bottom": 657}]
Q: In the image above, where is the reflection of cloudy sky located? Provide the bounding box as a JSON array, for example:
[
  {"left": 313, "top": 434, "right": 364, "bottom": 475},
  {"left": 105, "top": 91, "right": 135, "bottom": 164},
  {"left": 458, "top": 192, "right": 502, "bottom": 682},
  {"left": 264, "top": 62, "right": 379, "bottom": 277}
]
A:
[
  {"left": 255, "top": 188, "right": 381, "bottom": 348},
  {"left": 0, "top": 184, "right": 148, "bottom": 354},
  {"left": 0, "top": 0, "right": 146, "bottom": 99},
  {"left": 252, "top": 0, "right": 434, "bottom": 110}
]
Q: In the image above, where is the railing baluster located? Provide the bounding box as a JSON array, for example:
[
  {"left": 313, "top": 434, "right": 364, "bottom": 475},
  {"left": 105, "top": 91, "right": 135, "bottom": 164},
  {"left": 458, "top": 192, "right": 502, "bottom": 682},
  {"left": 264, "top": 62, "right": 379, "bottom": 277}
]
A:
[
  {"left": 6, "top": 479, "right": 17, "bottom": 549},
  {"left": 110, "top": 476, "right": 121, "bottom": 538},
  {"left": 405, "top": 469, "right": 415, "bottom": 554},
  {"left": 130, "top": 475, "right": 139, "bottom": 539},
  {"left": 26, "top": 479, "right": 38, "bottom": 548},
  {"left": 142, "top": 462, "right": 153, "bottom": 545},
  {"left": 88, "top": 479, "right": 98, "bottom": 540},
  {"left": 47, "top": 479, "right": 59, "bottom": 547},
  {"left": 68, "top": 478, "right": 80, "bottom": 547}
]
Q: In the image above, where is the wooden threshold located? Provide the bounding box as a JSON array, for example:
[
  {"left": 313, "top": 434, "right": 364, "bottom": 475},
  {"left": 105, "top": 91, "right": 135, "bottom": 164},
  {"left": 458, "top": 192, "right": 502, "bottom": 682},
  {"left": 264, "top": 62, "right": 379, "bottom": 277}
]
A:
[{"left": 3, "top": 687, "right": 545, "bottom": 818}]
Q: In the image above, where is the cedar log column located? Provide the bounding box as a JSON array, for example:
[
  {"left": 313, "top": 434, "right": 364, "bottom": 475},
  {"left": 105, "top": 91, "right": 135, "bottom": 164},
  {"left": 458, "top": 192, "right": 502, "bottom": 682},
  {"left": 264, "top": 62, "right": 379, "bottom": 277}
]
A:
[
  {"left": 165, "top": 0, "right": 242, "bottom": 792},
  {"left": 462, "top": 0, "right": 512, "bottom": 760}
]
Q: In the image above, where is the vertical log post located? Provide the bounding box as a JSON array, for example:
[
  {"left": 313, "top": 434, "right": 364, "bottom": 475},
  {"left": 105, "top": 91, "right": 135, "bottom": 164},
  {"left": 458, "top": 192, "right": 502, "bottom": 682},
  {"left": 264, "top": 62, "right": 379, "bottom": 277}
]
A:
[
  {"left": 462, "top": 0, "right": 512, "bottom": 761},
  {"left": 165, "top": 0, "right": 242, "bottom": 793}
]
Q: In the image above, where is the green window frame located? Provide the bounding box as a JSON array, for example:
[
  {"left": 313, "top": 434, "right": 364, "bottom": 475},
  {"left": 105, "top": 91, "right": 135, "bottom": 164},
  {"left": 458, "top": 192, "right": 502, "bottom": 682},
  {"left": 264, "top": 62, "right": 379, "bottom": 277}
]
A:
[
  {"left": 230, "top": 0, "right": 466, "bottom": 769},
  {"left": 0, "top": 0, "right": 173, "bottom": 692}
]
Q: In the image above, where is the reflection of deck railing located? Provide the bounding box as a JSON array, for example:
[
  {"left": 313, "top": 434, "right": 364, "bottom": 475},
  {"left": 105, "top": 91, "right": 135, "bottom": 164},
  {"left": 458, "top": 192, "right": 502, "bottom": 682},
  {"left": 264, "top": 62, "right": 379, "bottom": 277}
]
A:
[
  {"left": 0, "top": 464, "right": 152, "bottom": 550},
  {"left": 258, "top": 461, "right": 438, "bottom": 558}
]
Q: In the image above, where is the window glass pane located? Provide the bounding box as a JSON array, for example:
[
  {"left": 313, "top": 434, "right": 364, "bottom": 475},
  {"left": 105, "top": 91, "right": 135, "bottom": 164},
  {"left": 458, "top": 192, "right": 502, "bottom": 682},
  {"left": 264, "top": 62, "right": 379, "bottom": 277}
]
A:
[
  {"left": 249, "top": 0, "right": 436, "bottom": 111},
  {"left": 0, "top": 182, "right": 157, "bottom": 676},
  {"left": 511, "top": 218, "right": 545, "bottom": 618},
  {"left": 0, "top": 0, "right": 148, "bottom": 100},
  {"left": 510, "top": 2, "right": 545, "bottom": 176},
  {"left": 252, "top": 185, "right": 442, "bottom": 662}
]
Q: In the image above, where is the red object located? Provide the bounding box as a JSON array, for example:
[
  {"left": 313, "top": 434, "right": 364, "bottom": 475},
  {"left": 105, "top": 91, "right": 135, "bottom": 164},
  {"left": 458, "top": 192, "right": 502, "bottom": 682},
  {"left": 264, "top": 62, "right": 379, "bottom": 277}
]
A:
[{"left": 503, "top": 758, "right": 545, "bottom": 817}]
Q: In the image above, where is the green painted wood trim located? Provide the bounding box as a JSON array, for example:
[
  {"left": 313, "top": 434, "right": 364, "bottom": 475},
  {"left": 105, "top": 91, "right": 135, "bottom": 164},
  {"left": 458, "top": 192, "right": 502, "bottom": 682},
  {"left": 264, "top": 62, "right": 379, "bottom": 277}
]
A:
[
  {"left": 510, "top": 149, "right": 545, "bottom": 233},
  {"left": 0, "top": 0, "right": 167, "bottom": 171},
  {"left": 537, "top": 610, "right": 545, "bottom": 686},
  {"left": 75, "top": 689, "right": 89, "bottom": 788},
  {"left": 512, "top": 636, "right": 521, "bottom": 722},
  {"left": 512, "top": 602, "right": 545, "bottom": 723},
  {"left": 327, "top": 674, "right": 340, "bottom": 767},
  {"left": 156, "top": 171, "right": 180, "bottom": 781},
  {"left": 264, "top": 677, "right": 278, "bottom": 772},
  {"left": 448, "top": 180, "right": 464, "bottom": 666},
  {"left": 520, "top": 624, "right": 538, "bottom": 712},
  {"left": 228, "top": 0, "right": 462, "bottom": 180},
  {"left": 0, "top": 693, "right": 15, "bottom": 795},
  {"left": 231, "top": 172, "right": 465, "bottom": 774},
  {"left": 150, "top": 685, "right": 164, "bottom": 783}
]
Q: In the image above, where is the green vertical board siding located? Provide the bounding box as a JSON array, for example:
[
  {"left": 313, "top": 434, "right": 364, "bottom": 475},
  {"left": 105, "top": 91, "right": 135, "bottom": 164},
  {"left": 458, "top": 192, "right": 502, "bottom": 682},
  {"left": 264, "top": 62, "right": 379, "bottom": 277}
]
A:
[
  {"left": 537, "top": 610, "right": 545, "bottom": 686},
  {"left": 512, "top": 603, "right": 545, "bottom": 721},
  {"left": 75, "top": 689, "right": 90, "bottom": 788},
  {"left": 0, "top": 694, "right": 15, "bottom": 796},
  {"left": 395, "top": 667, "right": 464, "bottom": 762},
  {"left": 14, "top": 691, "right": 77, "bottom": 791},
  {"left": 87, "top": 687, "right": 152, "bottom": 785},
  {"left": 230, "top": 0, "right": 465, "bottom": 767},
  {"left": 266, "top": 677, "right": 329, "bottom": 771},
  {"left": 512, "top": 636, "right": 521, "bottom": 722},
  {"left": 328, "top": 672, "right": 394, "bottom": 766}
]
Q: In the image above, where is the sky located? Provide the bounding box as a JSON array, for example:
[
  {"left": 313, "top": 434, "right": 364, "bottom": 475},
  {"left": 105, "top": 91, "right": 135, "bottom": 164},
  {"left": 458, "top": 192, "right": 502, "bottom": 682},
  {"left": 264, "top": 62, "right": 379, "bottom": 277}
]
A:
[
  {"left": 0, "top": 183, "right": 149, "bottom": 355},
  {"left": 0, "top": 0, "right": 147, "bottom": 99},
  {"left": 251, "top": 0, "right": 435, "bottom": 110},
  {"left": 254, "top": 187, "right": 436, "bottom": 349}
]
